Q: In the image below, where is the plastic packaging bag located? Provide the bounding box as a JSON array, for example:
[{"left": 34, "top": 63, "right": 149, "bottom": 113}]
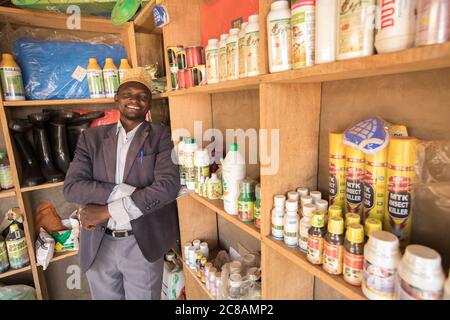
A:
[
  {"left": 51, "top": 211, "right": 80, "bottom": 252},
  {"left": 0, "top": 284, "right": 36, "bottom": 300},
  {"left": 35, "top": 227, "right": 55, "bottom": 271}
]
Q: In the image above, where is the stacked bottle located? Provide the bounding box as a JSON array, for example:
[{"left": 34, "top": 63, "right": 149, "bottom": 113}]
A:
[{"left": 271, "top": 195, "right": 286, "bottom": 240}]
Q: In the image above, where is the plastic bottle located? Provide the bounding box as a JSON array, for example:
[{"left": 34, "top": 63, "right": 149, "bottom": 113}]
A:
[
  {"left": 195, "top": 250, "right": 203, "bottom": 278},
  {"left": 207, "top": 173, "right": 222, "bottom": 200},
  {"left": 209, "top": 267, "right": 217, "bottom": 297},
  {"left": 396, "top": 245, "right": 445, "bottom": 300},
  {"left": 0, "top": 152, "right": 14, "bottom": 190},
  {"left": 284, "top": 199, "right": 300, "bottom": 247},
  {"left": 345, "top": 146, "right": 365, "bottom": 216},
  {"left": 184, "top": 138, "right": 198, "bottom": 191},
  {"left": 345, "top": 213, "right": 361, "bottom": 229},
  {"left": 336, "top": 0, "right": 376, "bottom": 60},
  {"left": 219, "top": 34, "right": 229, "bottom": 82},
  {"left": 299, "top": 203, "right": 315, "bottom": 252},
  {"left": 301, "top": 195, "right": 313, "bottom": 208},
  {"left": 267, "top": 1, "right": 292, "bottom": 72},
  {"left": 183, "top": 241, "right": 191, "bottom": 263},
  {"left": 315, "top": 199, "right": 328, "bottom": 214},
  {"left": 287, "top": 191, "right": 300, "bottom": 202},
  {"left": 205, "top": 262, "right": 213, "bottom": 290},
  {"left": 177, "top": 137, "right": 186, "bottom": 186},
  {"left": 229, "top": 273, "right": 242, "bottom": 300},
  {"left": 343, "top": 223, "right": 365, "bottom": 286},
  {"left": 200, "top": 242, "right": 209, "bottom": 259},
  {"left": 194, "top": 149, "right": 210, "bottom": 195},
  {"left": 87, "top": 58, "right": 106, "bottom": 98},
  {"left": 310, "top": 191, "right": 322, "bottom": 204},
  {"left": 323, "top": 216, "right": 345, "bottom": 275},
  {"left": 254, "top": 184, "right": 261, "bottom": 229},
  {"left": 315, "top": 0, "right": 338, "bottom": 64},
  {"left": 222, "top": 143, "right": 246, "bottom": 215},
  {"left": 200, "top": 257, "right": 208, "bottom": 283},
  {"left": 227, "top": 28, "right": 240, "bottom": 81},
  {"left": 415, "top": 0, "right": 450, "bottom": 46},
  {"left": 5, "top": 224, "right": 30, "bottom": 269},
  {"left": 103, "top": 58, "right": 119, "bottom": 98},
  {"left": 215, "top": 272, "right": 223, "bottom": 299},
  {"left": 329, "top": 205, "right": 343, "bottom": 219},
  {"left": 384, "top": 137, "right": 417, "bottom": 249},
  {"left": 363, "top": 148, "right": 387, "bottom": 222},
  {"left": 444, "top": 271, "right": 450, "bottom": 300},
  {"left": 245, "top": 14, "right": 260, "bottom": 77},
  {"left": 375, "top": 0, "right": 417, "bottom": 53},
  {"left": 291, "top": 0, "right": 316, "bottom": 69},
  {"left": 238, "top": 179, "right": 256, "bottom": 223},
  {"left": 329, "top": 133, "right": 346, "bottom": 210},
  {"left": 206, "top": 39, "right": 220, "bottom": 84},
  {"left": 362, "top": 231, "right": 401, "bottom": 300},
  {"left": 364, "top": 218, "right": 382, "bottom": 243},
  {"left": 118, "top": 58, "right": 131, "bottom": 83},
  {"left": 0, "top": 53, "right": 25, "bottom": 101},
  {"left": 297, "top": 187, "right": 309, "bottom": 197},
  {"left": 238, "top": 22, "right": 249, "bottom": 79},
  {"left": 0, "top": 235, "right": 9, "bottom": 273},
  {"left": 272, "top": 195, "right": 286, "bottom": 240},
  {"left": 307, "top": 211, "right": 326, "bottom": 265},
  {"left": 187, "top": 246, "right": 196, "bottom": 269}
]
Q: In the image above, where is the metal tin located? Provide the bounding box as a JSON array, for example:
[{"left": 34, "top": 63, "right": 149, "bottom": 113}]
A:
[
  {"left": 186, "top": 46, "right": 205, "bottom": 68},
  {"left": 167, "top": 45, "right": 187, "bottom": 70},
  {"left": 184, "top": 69, "right": 194, "bottom": 89},
  {"left": 177, "top": 69, "right": 186, "bottom": 89},
  {"left": 192, "top": 65, "right": 207, "bottom": 86}
]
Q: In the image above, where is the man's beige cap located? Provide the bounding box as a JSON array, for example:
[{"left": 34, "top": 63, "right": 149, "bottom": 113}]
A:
[{"left": 119, "top": 67, "right": 153, "bottom": 93}]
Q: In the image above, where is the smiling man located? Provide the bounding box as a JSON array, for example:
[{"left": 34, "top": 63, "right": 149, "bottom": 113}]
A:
[{"left": 63, "top": 67, "right": 180, "bottom": 300}]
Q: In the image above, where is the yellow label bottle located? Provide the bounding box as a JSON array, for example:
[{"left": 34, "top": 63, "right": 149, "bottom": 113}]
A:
[
  {"left": 103, "top": 58, "right": 119, "bottom": 98},
  {"left": 0, "top": 53, "right": 25, "bottom": 101},
  {"left": 329, "top": 133, "right": 346, "bottom": 210},
  {"left": 118, "top": 58, "right": 131, "bottom": 83},
  {"left": 87, "top": 58, "right": 105, "bottom": 98},
  {"left": 363, "top": 148, "right": 387, "bottom": 222},
  {"left": 384, "top": 137, "right": 417, "bottom": 249},
  {"left": 345, "top": 146, "right": 365, "bottom": 217}
]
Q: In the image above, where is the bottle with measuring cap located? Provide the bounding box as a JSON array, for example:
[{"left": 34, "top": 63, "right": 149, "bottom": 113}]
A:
[
  {"left": 297, "top": 187, "right": 309, "bottom": 197},
  {"left": 284, "top": 199, "right": 300, "bottom": 247},
  {"left": 345, "top": 213, "right": 361, "bottom": 229},
  {"left": 287, "top": 190, "right": 300, "bottom": 202},
  {"left": 329, "top": 205, "right": 343, "bottom": 219},
  {"left": 87, "top": 58, "right": 106, "bottom": 98},
  {"left": 0, "top": 53, "right": 25, "bottom": 101},
  {"left": 299, "top": 203, "right": 316, "bottom": 253},
  {"left": 301, "top": 195, "right": 313, "bottom": 208},
  {"left": 323, "top": 216, "right": 345, "bottom": 275},
  {"left": 307, "top": 211, "right": 326, "bottom": 265},
  {"left": 343, "top": 223, "right": 365, "bottom": 286},
  {"left": 364, "top": 218, "right": 382, "bottom": 243},
  {"left": 271, "top": 194, "right": 286, "bottom": 240},
  {"left": 310, "top": 191, "right": 322, "bottom": 204}
]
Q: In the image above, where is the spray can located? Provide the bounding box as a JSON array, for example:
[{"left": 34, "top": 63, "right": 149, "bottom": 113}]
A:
[
  {"left": 385, "top": 137, "right": 417, "bottom": 249},
  {"left": 103, "top": 58, "right": 119, "bottom": 98},
  {"left": 118, "top": 58, "right": 131, "bottom": 83},
  {"left": 363, "top": 148, "right": 388, "bottom": 222},
  {"left": 87, "top": 58, "right": 106, "bottom": 98},
  {"left": 329, "top": 133, "right": 346, "bottom": 210},
  {"left": 345, "top": 146, "right": 365, "bottom": 217},
  {"left": 0, "top": 53, "right": 25, "bottom": 101}
]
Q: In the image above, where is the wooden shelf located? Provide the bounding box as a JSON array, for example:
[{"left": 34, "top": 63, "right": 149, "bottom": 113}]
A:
[
  {"left": 21, "top": 181, "right": 64, "bottom": 193},
  {"left": 0, "top": 189, "right": 15, "bottom": 199},
  {"left": 153, "top": 92, "right": 169, "bottom": 99},
  {"left": 180, "top": 257, "right": 214, "bottom": 300},
  {"left": 189, "top": 193, "right": 261, "bottom": 240},
  {"left": 0, "top": 265, "right": 32, "bottom": 280},
  {"left": 3, "top": 98, "right": 116, "bottom": 107},
  {"left": 50, "top": 251, "right": 78, "bottom": 264},
  {"left": 134, "top": 0, "right": 162, "bottom": 34},
  {"left": 263, "top": 236, "right": 367, "bottom": 300}
]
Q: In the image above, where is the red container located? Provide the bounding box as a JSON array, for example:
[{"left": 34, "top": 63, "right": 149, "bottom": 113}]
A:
[
  {"left": 184, "top": 69, "right": 194, "bottom": 88},
  {"left": 177, "top": 70, "right": 186, "bottom": 89},
  {"left": 186, "top": 46, "right": 205, "bottom": 68}
]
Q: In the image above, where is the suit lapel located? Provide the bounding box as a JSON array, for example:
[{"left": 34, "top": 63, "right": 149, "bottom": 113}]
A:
[
  {"left": 123, "top": 122, "right": 151, "bottom": 182},
  {"left": 102, "top": 125, "right": 118, "bottom": 183}
]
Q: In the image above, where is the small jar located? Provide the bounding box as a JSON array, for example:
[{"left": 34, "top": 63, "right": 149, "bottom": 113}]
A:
[
  {"left": 272, "top": 195, "right": 286, "bottom": 240},
  {"left": 229, "top": 273, "right": 242, "bottom": 300},
  {"left": 310, "top": 191, "right": 322, "bottom": 203}
]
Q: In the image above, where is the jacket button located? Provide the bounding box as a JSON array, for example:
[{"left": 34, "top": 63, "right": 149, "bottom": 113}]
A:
[{"left": 101, "top": 227, "right": 106, "bottom": 231}]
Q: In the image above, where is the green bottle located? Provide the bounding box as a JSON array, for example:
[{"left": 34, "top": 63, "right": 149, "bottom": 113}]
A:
[
  {"left": 254, "top": 184, "right": 261, "bottom": 229},
  {"left": 238, "top": 180, "right": 256, "bottom": 223},
  {"left": 6, "top": 224, "right": 30, "bottom": 269}
]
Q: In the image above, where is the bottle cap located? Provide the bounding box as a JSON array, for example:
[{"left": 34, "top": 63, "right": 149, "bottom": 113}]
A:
[
  {"left": 287, "top": 191, "right": 299, "bottom": 201},
  {"left": 208, "top": 38, "right": 219, "bottom": 46},
  {"left": 274, "top": 195, "right": 286, "bottom": 207},
  {"left": 9, "top": 224, "right": 19, "bottom": 233},
  {"left": 248, "top": 14, "right": 259, "bottom": 23},
  {"left": 388, "top": 137, "right": 418, "bottom": 168},
  {"left": 311, "top": 212, "right": 325, "bottom": 228},
  {"left": 229, "top": 28, "right": 240, "bottom": 35},
  {"left": 220, "top": 34, "right": 229, "bottom": 41},
  {"left": 328, "top": 217, "right": 344, "bottom": 235},
  {"left": 329, "top": 205, "right": 343, "bottom": 218},
  {"left": 315, "top": 199, "right": 328, "bottom": 213},
  {"left": 329, "top": 133, "right": 345, "bottom": 156},
  {"left": 346, "top": 224, "right": 364, "bottom": 244},
  {"left": 345, "top": 213, "right": 361, "bottom": 227},
  {"left": 285, "top": 199, "right": 298, "bottom": 212},
  {"left": 301, "top": 195, "right": 313, "bottom": 206},
  {"left": 364, "top": 218, "right": 382, "bottom": 237},
  {"left": 271, "top": 0, "right": 289, "bottom": 10},
  {"left": 367, "top": 231, "right": 399, "bottom": 254},
  {"left": 403, "top": 245, "right": 443, "bottom": 273},
  {"left": 302, "top": 204, "right": 316, "bottom": 217},
  {"left": 296, "top": 187, "right": 309, "bottom": 197},
  {"left": 310, "top": 191, "right": 322, "bottom": 202},
  {"left": 239, "top": 179, "right": 255, "bottom": 194},
  {"left": 193, "top": 239, "right": 201, "bottom": 249},
  {"left": 228, "top": 143, "right": 238, "bottom": 152}
]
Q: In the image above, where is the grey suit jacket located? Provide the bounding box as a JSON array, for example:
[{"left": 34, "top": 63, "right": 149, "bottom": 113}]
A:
[{"left": 63, "top": 121, "right": 181, "bottom": 273}]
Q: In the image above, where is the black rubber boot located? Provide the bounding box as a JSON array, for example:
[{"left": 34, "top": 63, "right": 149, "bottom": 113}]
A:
[
  {"left": 8, "top": 119, "right": 45, "bottom": 187},
  {"left": 28, "top": 113, "right": 65, "bottom": 183},
  {"left": 67, "top": 111, "right": 105, "bottom": 160}
]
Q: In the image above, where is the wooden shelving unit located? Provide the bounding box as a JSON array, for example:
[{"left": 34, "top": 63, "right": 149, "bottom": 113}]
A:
[
  {"left": 49, "top": 251, "right": 78, "bottom": 264},
  {"left": 0, "top": 189, "right": 15, "bottom": 199},
  {"left": 180, "top": 259, "right": 214, "bottom": 300},
  {"left": 21, "top": 182, "right": 65, "bottom": 193},
  {"left": 0, "top": 265, "right": 32, "bottom": 280}
]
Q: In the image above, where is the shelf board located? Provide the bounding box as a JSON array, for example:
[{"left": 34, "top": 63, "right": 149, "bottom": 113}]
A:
[
  {"left": 134, "top": 0, "right": 162, "bottom": 34},
  {"left": 263, "top": 236, "right": 366, "bottom": 300},
  {"left": 0, "top": 189, "right": 15, "bottom": 199},
  {"left": 180, "top": 257, "right": 214, "bottom": 300},
  {"left": 0, "top": 264, "right": 32, "bottom": 280},
  {"left": 3, "top": 98, "right": 116, "bottom": 107},
  {"left": 50, "top": 250, "right": 78, "bottom": 264},
  {"left": 21, "top": 181, "right": 64, "bottom": 193},
  {"left": 189, "top": 193, "right": 261, "bottom": 240},
  {"left": 262, "top": 42, "right": 450, "bottom": 84}
]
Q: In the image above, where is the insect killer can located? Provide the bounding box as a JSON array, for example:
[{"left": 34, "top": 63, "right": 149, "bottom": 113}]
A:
[
  {"left": 329, "top": 133, "right": 346, "bottom": 210},
  {"left": 363, "top": 148, "right": 388, "bottom": 222},
  {"left": 384, "top": 137, "right": 417, "bottom": 249},
  {"left": 345, "top": 146, "right": 365, "bottom": 217}
]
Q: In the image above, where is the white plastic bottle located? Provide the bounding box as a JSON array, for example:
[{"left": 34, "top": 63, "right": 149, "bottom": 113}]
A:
[
  {"left": 301, "top": 194, "right": 313, "bottom": 208},
  {"left": 184, "top": 138, "right": 198, "bottom": 191},
  {"left": 415, "top": 0, "right": 450, "bottom": 46},
  {"left": 206, "top": 39, "right": 220, "bottom": 84},
  {"left": 177, "top": 137, "right": 186, "bottom": 186},
  {"left": 267, "top": 1, "right": 292, "bottom": 72},
  {"left": 315, "top": 199, "right": 328, "bottom": 214},
  {"left": 297, "top": 187, "right": 309, "bottom": 197},
  {"left": 336, "top": 0, "right": 376, "bottom": 61},
  {"left": 103, "top": 58, "right": 119, "bottom": 98},
  {"left": 284, "top": 199, "right": 300, "bottom": 247},
  {"left": 299, "top": 203, "right": 315, "bottom": 252},
  {"left": 194, "top": 149, "right": 210, "bottom": 195},
  {"left": 310, "top": 190, "right": 322, "bottom": 203},
  {"left": 227, "top": 28, "right": 240, "bottom": 81},
  {"left": 238, "top": 22, "right": 249, "bottom": 79},
  {"left": 271, "top": 195, "right": 286, "bottom": 240},
  {"left": 291, "top": 0, "right": 316, "bottom": 69},
  {"left": 315, "top": 0, "right": 338, "bottom": 64},
  {"left": 375, "top": 0, "right": 417, "bottom": 53},
  {"left": 245, "top": 14, "right": 260, "bottom": 77},
  {"left": 219, "top": 34, "right": 229, "bottom": 82},
  {"left": 221, "top": 143, "right": 246, "bottom": 215}
]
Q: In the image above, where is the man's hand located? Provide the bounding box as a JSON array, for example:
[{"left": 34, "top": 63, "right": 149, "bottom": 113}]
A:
[{"left": 78, "top": 204, "right": 110, "bottom": 231}]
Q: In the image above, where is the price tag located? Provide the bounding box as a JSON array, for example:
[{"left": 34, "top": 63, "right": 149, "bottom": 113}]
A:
[{"left": 71, "top": 65, "right": 87, "bottom": 82}]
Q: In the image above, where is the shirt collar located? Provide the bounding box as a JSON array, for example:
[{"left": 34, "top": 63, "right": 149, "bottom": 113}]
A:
[{"left": 116, "top": 120, "right": 144, "bottom": 139}]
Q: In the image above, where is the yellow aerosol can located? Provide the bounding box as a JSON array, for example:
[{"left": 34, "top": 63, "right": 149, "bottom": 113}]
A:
[
  {"left": 384, "top": 137, "right": 417, "bottom": 249},
  {"left": 329, "top": 133, "right": 346, "bottom": 210},
  {"left": 363, "top": 147, "right": 387, "bottom": 223},
  {"left": 345, "top": 146, "right": 365, "bottom": 217}
]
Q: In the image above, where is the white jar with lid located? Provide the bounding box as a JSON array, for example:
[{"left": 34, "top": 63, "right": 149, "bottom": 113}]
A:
[
  {"left": 299, "top": 203, "right": 316, "bottom": 252},
  {"left": 315, "top": 199, "right": 328, "bottom": 214},
  {"left": 238, "top": 22, "right": 249, "bottom": 79},
  {"left": 415, "top": 0, "right": 450, "bottom": 46},
  {"left": 245, "top": 14, "right": 260, "bottom": 77},
  {"left": 227, "top": 28, "right": 240, "bottom": 81},
  {"left": 300, "top": 194, "right": 313, "bottom": 207},
  {"left": 284, "top": 199, "right": 299, "bottom": 247},
  {"left": 375, "top": 0, "right": 417, "bottom": 53},
  {"left": 187, "top": 246, "right": 196, "bottom": 269},
  {"left": 219, "top": 34, "right": 229, "bottom": 82},
  {"left": 396, "top": 244, "right": 445, "bottom": 300},
  {"left": 362, "top": 231, "right": 401, "bottom": 300},
  {"left": 315, "top": 0, "right": 338, "bottom": 64},
  {"left": 192, "top": 239, "right": 201, "bottom": 250},
  {"left": 206, "top": 39, "right": 220, "bottom": 84},
  {"left": 310, "top": 191, "right": 322, "bottom": 203},
  {"left": 297, "top": 187, "right": 309, "bottom": 197},
  {"left": 200, "top": 242, "right": 209, "bottom": 259},
  {"left": 271, "top": 194, "right": 286, "bottom": 240},
  {"left": 267, "top": 1, "right": 292, "bottom": 73},
  {"left": 287, "top": 190, "right": 300, "bottom": 201},
  {"left": 336, "top": 0, "right": 376, "bottom": 60},
  {"left": 183, "top": 241, "right": 192, "bottom": 263}
]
